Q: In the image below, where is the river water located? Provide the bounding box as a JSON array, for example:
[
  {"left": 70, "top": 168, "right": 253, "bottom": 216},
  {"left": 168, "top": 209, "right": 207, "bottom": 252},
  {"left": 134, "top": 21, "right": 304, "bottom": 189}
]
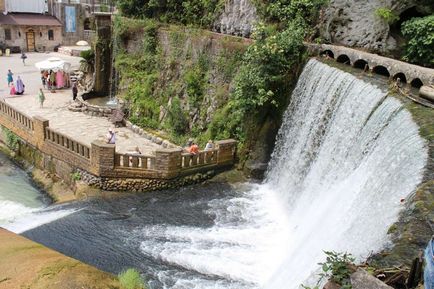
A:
[{"left": 0, "top": 60, "right": 428, "bottom": 289}]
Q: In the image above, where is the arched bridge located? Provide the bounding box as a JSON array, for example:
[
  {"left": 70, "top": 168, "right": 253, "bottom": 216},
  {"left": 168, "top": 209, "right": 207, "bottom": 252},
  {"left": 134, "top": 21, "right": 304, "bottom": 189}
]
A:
[{"left": 306, "top": 43, "right": 434, "bottom": 88}]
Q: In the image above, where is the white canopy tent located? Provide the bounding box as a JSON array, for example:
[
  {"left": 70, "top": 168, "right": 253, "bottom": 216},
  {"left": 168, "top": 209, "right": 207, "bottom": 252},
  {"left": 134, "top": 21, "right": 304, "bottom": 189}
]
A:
[{"left": 35, "top": 57, "right": 71, "bottom": 72}]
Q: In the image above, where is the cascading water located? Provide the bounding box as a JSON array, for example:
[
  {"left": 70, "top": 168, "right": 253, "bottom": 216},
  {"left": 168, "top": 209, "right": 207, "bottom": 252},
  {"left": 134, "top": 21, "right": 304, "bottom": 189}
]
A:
[
  {"left": 0, "top": 59, "right": 428, "bottom": 289},
  {"left": 137, "top": 59, "right": 427, "bottom": 288},
  {"left": 263, "top": 59, "right": 428, "bottom": 287}
]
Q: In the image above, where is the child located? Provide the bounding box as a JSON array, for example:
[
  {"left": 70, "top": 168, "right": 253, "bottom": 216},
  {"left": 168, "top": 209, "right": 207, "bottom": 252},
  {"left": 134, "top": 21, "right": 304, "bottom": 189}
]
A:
[{"left": 38, "top": 88, "right": 45, "bottom": 108}]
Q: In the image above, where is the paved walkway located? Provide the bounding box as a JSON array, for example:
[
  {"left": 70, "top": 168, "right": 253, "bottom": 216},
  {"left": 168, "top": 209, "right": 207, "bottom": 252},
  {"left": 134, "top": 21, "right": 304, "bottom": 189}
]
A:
[{"left": 0, "top": 52, "right": 162, "bottom": 155}]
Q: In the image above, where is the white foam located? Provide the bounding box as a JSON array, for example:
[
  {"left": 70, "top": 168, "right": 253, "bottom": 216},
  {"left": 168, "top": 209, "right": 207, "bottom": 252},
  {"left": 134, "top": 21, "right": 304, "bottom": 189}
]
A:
[
  {"left": 2, "top": 208, "right": 78, "bottom": 234},
  {"left": 0, "top": 199, "right": 38, "bottom": 223}
]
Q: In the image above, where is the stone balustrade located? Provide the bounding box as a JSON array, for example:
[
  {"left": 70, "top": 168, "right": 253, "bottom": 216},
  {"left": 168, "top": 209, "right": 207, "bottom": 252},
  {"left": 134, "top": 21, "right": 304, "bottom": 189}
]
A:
[{"left": 0, "top": 99, "right": 237, "bottom": 184}]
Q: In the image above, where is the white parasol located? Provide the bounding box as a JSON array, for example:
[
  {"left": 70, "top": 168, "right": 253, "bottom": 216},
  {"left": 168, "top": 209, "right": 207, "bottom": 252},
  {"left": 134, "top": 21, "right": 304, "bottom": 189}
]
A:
[
  {"left": 35, "top": 57, "right": 71, "bottom": 72},
  {"left": 76, "top": 40, "right": 89, "bottom": 46}
]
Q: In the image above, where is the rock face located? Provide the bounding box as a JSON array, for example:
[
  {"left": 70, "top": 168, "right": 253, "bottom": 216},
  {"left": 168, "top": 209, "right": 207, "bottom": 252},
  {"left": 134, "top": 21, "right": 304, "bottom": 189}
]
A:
[
  {"left": 351, "top": 269, "right": 394, "bottom": 289},
  {"left": 214, "top": 0, "right": 259, "bottom": 37},
  {"left": 319, "top": 0, "right": 429, "bottom": 53}
]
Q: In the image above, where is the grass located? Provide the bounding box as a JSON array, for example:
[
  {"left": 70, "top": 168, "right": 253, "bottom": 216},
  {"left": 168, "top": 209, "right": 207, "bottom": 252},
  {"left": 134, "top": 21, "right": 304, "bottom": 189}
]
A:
[{"left": 118, "top": 268, "right": 146, "bottom": 289}]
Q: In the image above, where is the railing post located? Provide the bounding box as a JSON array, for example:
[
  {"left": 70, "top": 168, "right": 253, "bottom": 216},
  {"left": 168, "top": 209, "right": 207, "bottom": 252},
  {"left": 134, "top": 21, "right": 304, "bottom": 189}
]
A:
[
  {"left": 33, "top": 116, "right": 49, "bottom": 149},
  {"left": 90, "top": 140, "right": 115, "bottom": 176},
  {"left": 216, "top": 139, "right": 237, "bottom": 166},
  {"left": 155, "top": 148, "right": 182, "bottom": 178}
]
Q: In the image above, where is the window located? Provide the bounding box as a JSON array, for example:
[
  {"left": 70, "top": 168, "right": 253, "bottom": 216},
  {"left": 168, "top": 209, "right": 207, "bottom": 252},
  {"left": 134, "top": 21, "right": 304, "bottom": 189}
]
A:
[
  {"left": 48, "top": 30, "right": 54, "bottom": 40},
  {"left": 18, "top": 31, "right": 21, "bottom": 38},
  {"left": 5, "top": 29, "right": 11, "bottom": 40}
]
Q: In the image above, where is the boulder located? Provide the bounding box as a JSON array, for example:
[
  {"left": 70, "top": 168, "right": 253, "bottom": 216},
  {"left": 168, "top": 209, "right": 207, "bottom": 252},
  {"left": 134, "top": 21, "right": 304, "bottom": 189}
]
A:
[
  {"left": 319, "top": 0, "right": 432, "bottom": 53},
  {"left": 350, "top": 269, "right": 393, "bottom": 289}
]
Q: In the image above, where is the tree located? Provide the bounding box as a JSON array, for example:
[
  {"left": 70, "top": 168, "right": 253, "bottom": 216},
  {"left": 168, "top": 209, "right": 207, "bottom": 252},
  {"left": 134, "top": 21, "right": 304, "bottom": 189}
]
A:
[{"left": 401, "top": 15, "right": 434, "bottom": 67}]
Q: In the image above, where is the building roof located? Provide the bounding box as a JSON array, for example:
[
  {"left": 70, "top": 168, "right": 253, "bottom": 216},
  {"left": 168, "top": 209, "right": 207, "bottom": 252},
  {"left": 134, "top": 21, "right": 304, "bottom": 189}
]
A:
[{"left": 0, "top": 13, "right": 62, "bottom": 26}]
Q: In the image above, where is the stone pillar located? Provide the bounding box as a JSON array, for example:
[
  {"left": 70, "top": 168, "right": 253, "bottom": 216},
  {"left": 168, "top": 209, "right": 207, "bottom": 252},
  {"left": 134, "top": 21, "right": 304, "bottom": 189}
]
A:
[
  {"left": 216, "top": 139, "right": 237, "bottom": 165},
  {"left": 90, "top": 141, "right": 115, "bottom": 176},
  {"left": 33, "top": 116, "right": 49, "bottom": 149},
  {"left": 93, "top": 13, "right": 112, "bottom": 96},
  {"left": 155, "top": 148, "right": 182, "bottom": 179}
]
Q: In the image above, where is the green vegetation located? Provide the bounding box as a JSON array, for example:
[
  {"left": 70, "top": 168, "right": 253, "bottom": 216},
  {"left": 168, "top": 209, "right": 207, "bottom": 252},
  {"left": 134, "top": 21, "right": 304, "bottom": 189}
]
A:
[
  {"left": 210, "top": 20, "right": 306, "bottom": 143},
  {"left": 113, "top": 17, "right": 247, "bottom": 146},
  {"left": 3, "top": 127, "right": 20, "bottom": 151},
  {"left": 118, "top": 268, "right": 146, "bottom": 289},
  {"left": 375, "top": 8, "right": 399, "bottom": 24},
  {"left": 79, "top": 49, "right": 95, "bottom": 72},
  {"left": 115, "top": 0, "right": 224, "bottom": 28},
  {"left": 401, "top": 15, "right": 434, "bottom": 67},
  {"left": 302, "top": 251, "right": 355, "bottom": 289},
  {"left": 253, "top": 0, "right": 328, "bottom": 28},
  {"left": 113, "top": 0, "right": 327, "bottom": 152},
  {"left": 71, "top": 172, "right": 81, "bottom": 181}
]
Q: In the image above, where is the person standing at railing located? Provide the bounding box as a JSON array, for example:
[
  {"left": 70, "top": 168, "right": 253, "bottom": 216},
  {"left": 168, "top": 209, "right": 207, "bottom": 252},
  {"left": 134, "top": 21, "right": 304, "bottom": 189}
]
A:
[
  {"left": 204, "top": 140, "right": 214, "bottom": 151},
  {"left": 189, "top": 142, "right": 199, "bottom": 155},
  {"left": 107, "top": 128, "right": 116, "bottom": 144},
  {"left": 38, "top": 88, "right": 45, "bottom": 108}
]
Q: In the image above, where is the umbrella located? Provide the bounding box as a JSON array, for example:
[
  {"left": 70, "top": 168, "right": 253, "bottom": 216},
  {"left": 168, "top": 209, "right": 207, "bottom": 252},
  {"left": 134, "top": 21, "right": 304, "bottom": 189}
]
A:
[
  {"left": 76, "top": 40, "right": 89, "bottom": 46},
  {"left": 35, "top": 57, "right": 71, "bottom": 72}
]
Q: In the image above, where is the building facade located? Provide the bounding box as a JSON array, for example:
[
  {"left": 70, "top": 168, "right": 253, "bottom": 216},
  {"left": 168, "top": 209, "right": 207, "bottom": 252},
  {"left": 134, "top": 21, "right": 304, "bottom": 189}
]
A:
[
  {"left": 0, "top": 0, "right": 62, "bottom": 52},
  {"left": 0, "top": 0, "right": 114, "bottom": 52}
]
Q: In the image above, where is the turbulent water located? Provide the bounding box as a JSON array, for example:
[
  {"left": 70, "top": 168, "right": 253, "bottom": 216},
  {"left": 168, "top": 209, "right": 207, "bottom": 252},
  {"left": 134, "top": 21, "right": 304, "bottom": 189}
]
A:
[
  {"left": 0, "top": 153, "right": 47, "bottom": 224},
  {"left": 0, "top": 59, "right": 428, "bottom": 289}
]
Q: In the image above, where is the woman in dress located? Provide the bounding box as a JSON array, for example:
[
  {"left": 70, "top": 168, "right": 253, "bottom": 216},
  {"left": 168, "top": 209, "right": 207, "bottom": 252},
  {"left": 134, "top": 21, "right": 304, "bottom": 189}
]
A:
[{"left": 15, "top": 76, "right": 25, "bottom": 95}]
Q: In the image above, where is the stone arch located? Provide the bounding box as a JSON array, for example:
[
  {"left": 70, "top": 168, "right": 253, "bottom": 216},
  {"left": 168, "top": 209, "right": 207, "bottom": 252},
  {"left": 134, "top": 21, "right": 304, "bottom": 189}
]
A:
[
  {"left": 393, "top": 72, "right": 407, "bottom": 84},
  {"left": 353, "top": 59, "right": 369, "bottom": 71},
  {"left": 337, "top": 54, "right": 351, "bottom": 65},
  {"left": 372, "top": 65, "right": 391, "bottom": 78},
  {"left": 410, "top": 78, "right": 423, "bottom": 89},
  {"left": 320, "top": 50, "right": 334, "bottom": 59}
]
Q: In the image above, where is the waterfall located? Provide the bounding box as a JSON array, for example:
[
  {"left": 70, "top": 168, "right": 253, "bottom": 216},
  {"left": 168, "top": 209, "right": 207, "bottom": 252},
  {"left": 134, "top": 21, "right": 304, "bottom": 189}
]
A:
[
  {"left": 263, "top": 59, "right": 427, "bottom": 287},
  {"left": 134, "top": 59, "right": 428, "bottom": 288}
]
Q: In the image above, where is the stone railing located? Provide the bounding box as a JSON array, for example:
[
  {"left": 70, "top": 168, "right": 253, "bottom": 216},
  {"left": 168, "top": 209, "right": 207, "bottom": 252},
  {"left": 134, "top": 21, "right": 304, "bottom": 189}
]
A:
[
  {"left": 0, "top": 101, "right": 34, "bottom": 132},
  {"left": 0, "top": 100, "right": 237, "bottom": 182},
  {"left": 115, "top": 153, "right": 156, "bottom": 170},
  {"left": 45, "top": 127, "right": 91, "bottom": 160}
]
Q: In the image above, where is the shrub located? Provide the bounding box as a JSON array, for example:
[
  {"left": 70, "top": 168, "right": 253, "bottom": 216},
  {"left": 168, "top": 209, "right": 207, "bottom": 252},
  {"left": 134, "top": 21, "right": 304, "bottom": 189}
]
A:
[
  {"left": 71, "top": 172, "right": 81, "bottom": 181},
  {"left": 401, "top": 15, "right": 434, "bottom": 67},
  {"left": 79, "top": 49, "right": 95, "bottom": 72},
  {"left": 116, "top": 0, "right": 224, "bottom": 28},
  {"left": 302, "top": 251, "right": 355, "bottom": 289},
  {"left": 3, "top": 127, "right": 20, "bottom": 151},
  {"left": 118, "top": 268, "right": 146, "bottom": 289},
  {"left": 375, "top": 8, "right": 399, "bottom": 24},
  {"left": 166, "top": 96, "right": 189, "bottom": 135}
]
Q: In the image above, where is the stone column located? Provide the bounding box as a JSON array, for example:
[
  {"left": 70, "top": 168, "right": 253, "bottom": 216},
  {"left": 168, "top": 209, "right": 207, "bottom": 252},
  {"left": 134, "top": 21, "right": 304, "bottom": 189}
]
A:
[
  {"left": 155, "top": 148, "right": 182, "bottom": 179},
  {"left": 32, "top": 116, "right": 49, "bottom": 149},
  {"left": 216, "top": 139, "right": 237, "bottom": 165},
  {"left": 93, "top": 13, "right": 112, "bottom": 96},
  {"left": 90, "top": 141, "right": 115, "bottom": 176}
]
